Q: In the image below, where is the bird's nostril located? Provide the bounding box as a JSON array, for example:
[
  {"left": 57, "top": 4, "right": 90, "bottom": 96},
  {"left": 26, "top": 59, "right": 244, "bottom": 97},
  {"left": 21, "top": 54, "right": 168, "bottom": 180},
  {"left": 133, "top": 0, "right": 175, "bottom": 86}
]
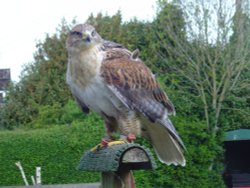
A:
[{"left": 86, "top": 36, "right": 91, "bottom": 42}]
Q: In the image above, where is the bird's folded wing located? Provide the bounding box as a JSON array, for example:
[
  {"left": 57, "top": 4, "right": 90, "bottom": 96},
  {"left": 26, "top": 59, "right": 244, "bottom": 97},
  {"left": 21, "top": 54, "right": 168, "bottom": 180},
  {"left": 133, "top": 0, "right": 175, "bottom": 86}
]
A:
[
  {"left": 103, "top": 40, "right": 132, "bottom": 60},
  {"left": 100, "top": 58, "right": 185, "bottom": 149},
  {"left": 100, "top": 57, "right": 176, "bottom": 119}
]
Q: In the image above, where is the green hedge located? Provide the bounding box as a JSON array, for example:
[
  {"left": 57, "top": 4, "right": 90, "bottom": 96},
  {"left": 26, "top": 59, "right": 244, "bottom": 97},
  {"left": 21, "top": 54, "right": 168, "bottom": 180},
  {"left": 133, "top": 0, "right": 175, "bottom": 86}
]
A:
[
  {"left": 0, "top": 114, "right": 225, "bottom": 187},
  {"left": 0, "top": 114, "right": 103, "bottom": 186},
  {"left": 133, "top": 117, "right": 225, "bottom": 188}
]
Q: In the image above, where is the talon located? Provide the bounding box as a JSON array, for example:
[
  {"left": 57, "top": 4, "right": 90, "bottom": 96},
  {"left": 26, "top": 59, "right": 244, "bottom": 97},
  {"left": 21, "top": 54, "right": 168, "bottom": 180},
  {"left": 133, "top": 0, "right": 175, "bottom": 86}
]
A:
[
  {"left": 90, "top": 138, "right": 109, "bottom": 152},
  {"left": 90, "top": 143, "right": 102, "bottom": 152},
  {"left": 127, "top": 133, "right": 136, "bottom": 143},
  {"left": 101, "top": 138, "right": 109, "bottom": 146}
]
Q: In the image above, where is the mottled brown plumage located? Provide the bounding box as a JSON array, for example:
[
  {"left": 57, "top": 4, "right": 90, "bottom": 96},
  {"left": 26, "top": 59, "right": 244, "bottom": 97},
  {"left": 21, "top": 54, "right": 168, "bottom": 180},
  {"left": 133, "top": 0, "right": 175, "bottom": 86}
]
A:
[
  {"left": 101, "top": 58, "right": 175, "bottom": 116},
  {"left": 66, "top": 24, "right": 185, "bottom": 166}
]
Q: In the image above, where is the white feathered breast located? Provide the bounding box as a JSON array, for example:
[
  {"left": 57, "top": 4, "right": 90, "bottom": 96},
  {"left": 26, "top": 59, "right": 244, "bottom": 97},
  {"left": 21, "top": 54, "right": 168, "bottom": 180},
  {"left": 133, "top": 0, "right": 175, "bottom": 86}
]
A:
[{"left": 66, "top": 45, "right": 126, "bottom": 118}]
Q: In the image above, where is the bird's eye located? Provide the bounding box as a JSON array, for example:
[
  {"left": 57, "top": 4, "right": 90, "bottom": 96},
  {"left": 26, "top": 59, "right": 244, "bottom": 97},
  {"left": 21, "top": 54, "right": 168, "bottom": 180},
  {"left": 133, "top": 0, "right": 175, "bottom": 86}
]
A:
[
  {"left": 91, "top": 30, "right": 96, "bottom": 37},
  {"left": 70, "top": 31, "right": 82, "bottom": 37}
]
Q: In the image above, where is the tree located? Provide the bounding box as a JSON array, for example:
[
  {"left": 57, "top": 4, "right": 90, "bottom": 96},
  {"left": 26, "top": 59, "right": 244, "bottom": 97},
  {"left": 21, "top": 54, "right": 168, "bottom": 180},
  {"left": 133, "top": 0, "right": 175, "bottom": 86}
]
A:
[
  {"left": 0, "top": 20, "right": 72, "bottom": 129},
  {"left": 86, "top": 11, "right": 123, "bottom": 43},
  {"left": 0, "top": 7, "right": 230, "bottom": 187},
  {"left": 154, "top": 0, "right": 250, "bottom": 134}
]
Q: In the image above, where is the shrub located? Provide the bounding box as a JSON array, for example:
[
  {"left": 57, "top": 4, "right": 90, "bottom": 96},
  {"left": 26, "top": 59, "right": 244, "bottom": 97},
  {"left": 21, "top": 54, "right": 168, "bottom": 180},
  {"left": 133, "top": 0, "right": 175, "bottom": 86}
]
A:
[{"left": 0, "top": 113, "right": 103, "bottom": 186}]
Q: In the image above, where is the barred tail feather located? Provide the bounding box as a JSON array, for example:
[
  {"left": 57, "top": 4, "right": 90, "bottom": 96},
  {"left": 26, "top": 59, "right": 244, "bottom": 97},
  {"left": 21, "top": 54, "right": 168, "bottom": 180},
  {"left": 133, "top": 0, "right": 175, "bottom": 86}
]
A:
[{"left": 145, "top": 119, "right": 186, "bottom": 166}]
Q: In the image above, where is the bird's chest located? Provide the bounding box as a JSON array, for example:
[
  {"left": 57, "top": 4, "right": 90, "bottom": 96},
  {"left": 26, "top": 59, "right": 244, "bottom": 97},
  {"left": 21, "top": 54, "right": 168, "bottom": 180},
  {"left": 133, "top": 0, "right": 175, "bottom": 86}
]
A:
[
  {"left": 67, "top": 48, "right": 125, "bottom": 117},
  {"left": 75, "top": 79, "right": 124, "bottom": 117},
  {"left": 67, "top": 49, "right": 101, "bottom": 88}
]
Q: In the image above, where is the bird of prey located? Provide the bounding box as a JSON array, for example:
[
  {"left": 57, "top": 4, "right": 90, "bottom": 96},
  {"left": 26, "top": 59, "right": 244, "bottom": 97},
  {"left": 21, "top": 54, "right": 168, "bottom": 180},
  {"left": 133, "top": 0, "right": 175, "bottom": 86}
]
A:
[{"left": 66, "top": 24, "right": 186, "bottom": 166}]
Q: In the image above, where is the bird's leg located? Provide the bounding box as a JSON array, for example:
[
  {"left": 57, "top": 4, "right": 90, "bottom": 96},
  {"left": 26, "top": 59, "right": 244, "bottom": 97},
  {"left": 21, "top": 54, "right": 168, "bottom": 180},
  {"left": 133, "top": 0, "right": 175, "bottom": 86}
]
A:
[
  {"left": 90, "top": 115, "right": 137, "bottom": 151},
  {"left": 104, "top": 133, "right": 127, "bottom": 147},
  {"left": 105, "top": 133, "right": 137, "bottom": 147},
  {"left": 90, "top": 138, "right": 110, "bottom": 151},
  {"left": 90, "top": 121, "right": 114, "bottom": 151},
  {"left": 90, "top": 133, "right": 137, "bottom": 152},
  {"left": 90, "top": 136, "right": 125, "bottom": 151},
  {"left": 127, "top": 133, "right": 136, "bottom": 143},
  {"left": 87, "top": 115, "right": 137, "bottom": 152},
  {"left": 107, "top": 133, "right": 136, "bottom": 145},
  {"left": 119, "top": 133, "right": 136, "bottom": 143}
]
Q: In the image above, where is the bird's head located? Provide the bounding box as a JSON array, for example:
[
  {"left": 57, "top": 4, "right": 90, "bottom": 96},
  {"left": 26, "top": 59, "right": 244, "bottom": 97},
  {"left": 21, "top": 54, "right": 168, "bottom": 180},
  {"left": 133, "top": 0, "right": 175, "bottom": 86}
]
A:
[{"left": 66, "top": 24, "right": 102, "bottom": 52}]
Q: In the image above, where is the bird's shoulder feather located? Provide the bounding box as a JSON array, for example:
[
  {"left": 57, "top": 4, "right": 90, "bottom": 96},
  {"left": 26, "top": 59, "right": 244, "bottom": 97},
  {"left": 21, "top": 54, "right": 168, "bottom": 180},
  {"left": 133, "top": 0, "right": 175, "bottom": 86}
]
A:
[{"left": 102, "top": 40, "right": 131, "bottom": 60}]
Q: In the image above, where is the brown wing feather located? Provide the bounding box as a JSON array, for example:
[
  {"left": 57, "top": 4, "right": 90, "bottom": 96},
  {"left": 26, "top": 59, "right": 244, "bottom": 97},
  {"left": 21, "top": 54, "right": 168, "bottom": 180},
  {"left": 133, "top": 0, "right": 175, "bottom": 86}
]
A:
[{"left": 101, "top": 57, "right": 175, "bottom": 119}]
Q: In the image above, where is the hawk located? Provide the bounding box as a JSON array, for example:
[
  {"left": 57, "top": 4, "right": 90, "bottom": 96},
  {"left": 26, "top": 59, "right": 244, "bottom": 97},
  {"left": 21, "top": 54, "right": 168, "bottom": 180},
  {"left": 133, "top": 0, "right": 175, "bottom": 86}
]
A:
[{"left": 66, "top": 24, "right": 185, "bottom": 166}]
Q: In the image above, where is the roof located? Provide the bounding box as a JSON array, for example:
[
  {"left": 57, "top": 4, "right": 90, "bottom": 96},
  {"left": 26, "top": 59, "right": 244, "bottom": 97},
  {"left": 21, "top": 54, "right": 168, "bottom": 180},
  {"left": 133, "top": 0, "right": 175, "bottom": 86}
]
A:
[
  {"left": 225, "top": 129, "right": 250, "bottom": 141},
  {"left": 0, "top": 69, "right": 11, "bottom": 90},
  {"left": 77, "top": 143, "right": 156, "bottom": 172}
]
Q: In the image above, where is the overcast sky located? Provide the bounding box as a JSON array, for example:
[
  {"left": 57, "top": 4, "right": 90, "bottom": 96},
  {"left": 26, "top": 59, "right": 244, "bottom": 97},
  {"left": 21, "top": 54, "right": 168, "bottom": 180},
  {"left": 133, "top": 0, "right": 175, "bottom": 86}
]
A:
[{"left": 0, "top": 0, "right": 156, "bottom": 82}]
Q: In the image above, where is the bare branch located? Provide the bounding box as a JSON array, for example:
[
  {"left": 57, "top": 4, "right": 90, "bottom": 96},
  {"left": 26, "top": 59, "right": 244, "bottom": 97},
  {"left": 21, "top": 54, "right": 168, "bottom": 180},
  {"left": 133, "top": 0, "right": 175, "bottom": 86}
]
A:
[{"left": 156, "top": 0, "right": 250, "bottom": 131}]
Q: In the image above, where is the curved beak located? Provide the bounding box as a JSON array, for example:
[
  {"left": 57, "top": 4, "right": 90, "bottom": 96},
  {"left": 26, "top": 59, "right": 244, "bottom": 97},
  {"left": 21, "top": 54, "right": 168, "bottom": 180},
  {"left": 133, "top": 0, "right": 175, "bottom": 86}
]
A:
[{"left": 82, "top": 32, "right": 91, "bottom": 42}]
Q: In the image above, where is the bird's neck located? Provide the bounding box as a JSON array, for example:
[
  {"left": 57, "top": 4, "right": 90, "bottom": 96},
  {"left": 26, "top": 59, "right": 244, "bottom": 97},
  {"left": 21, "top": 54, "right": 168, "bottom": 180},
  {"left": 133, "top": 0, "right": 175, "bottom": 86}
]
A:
[{"left": 67, "top": 45, "right": 103, "bottom": 87}]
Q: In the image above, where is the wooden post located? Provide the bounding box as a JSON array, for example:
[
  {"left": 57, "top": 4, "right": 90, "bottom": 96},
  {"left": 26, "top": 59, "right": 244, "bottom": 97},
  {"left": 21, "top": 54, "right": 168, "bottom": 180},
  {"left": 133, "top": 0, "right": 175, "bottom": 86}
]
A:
[
  {"left": 77, "top": 143, "right": 156, "bottom": 188},
  {"left": 102, "top": 170, "right": 135, "bottom": 188},
  {"left": 15, "top": 161, "right": 29, "bottom": 186},
  {"left": 36, "top": 167, "right": 41, "bottom": 185}
]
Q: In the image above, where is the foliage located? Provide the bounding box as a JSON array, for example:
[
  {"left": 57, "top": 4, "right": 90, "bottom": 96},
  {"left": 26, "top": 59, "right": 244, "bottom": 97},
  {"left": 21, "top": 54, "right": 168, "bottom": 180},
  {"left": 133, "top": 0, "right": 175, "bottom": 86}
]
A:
[
  {"left": 1, "top": 0, "right": 250, "bottom": 187},
  {"left": 60, "top": 99, "right": 87, "bottom": 124},
  {"left": 0, "top": 20, "right": 71, "bottom": 129},
  {"left": 220, "top": 92, "right": 250, "bottom": 131},
  {"left": 86, "top": 11, "right": 123, "bottom": 43},
  {"left": 153, "top": 0, "right": 250, "bottom": 133},
  {"left": 133, "top": 116, "right": 225, "bottom": 188},
  {"left": 27, "top": 103, "right": 63, "bottom": 128},
  {"left": 0, "top": 115, "right": 225, "bottom": 188},
  {"left": 0, "top": 114, "right": 103, "bottom": 186}
]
